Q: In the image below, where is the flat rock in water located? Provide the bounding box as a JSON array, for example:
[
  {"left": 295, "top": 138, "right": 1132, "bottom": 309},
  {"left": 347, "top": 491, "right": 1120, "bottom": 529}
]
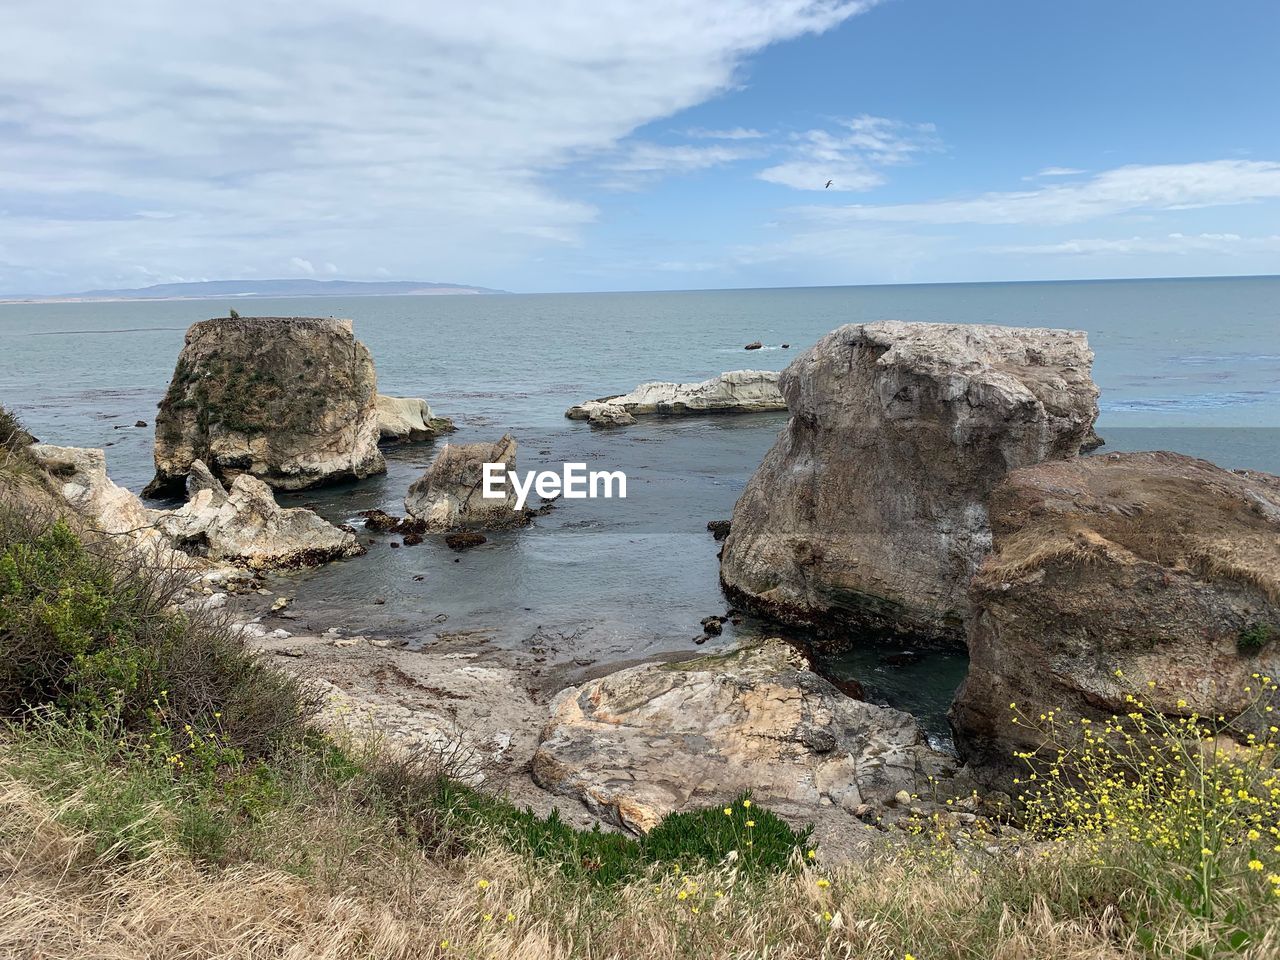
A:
[
  {"left": 565, "top": 370, "right": 785, "bottom": 426},
  {"left": 375, "top": 394, "right": 455, "bottom": 443}
]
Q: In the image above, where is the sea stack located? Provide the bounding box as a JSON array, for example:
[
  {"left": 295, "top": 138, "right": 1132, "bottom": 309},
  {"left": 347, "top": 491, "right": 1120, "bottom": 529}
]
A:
[
  {"left": 404, "top": 433, "right": 527, "bottom": 530},
  {"left": 720, "top": 321, "right": 1100, "bottom": 646},
  {"left": 145, "top": 317, "right": 385, "bottom": 495}
]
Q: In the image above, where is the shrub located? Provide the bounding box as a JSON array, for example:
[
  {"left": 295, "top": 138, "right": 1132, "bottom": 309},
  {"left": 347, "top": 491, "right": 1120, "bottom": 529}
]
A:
[
  {"left": 1239, "top": 623, "right": 1276, "bottom": 654},
  {"left": 1012, "top": 673, "right": 1280, "bottom": 953},
  {"left": 0, "top": 405, "right": 40, "bottom": 486},
  {"left": 0, "top": 507, "right": 317, "bottom": 759},
  {"left": 643, "top": 793, "right": 811, "bottom": 876},
  {"left": 0, "top": 405, "right": 31, "bottom": 452}
]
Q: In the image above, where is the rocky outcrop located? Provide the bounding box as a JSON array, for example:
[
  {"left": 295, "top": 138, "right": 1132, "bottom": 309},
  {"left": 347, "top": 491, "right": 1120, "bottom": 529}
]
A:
[
  {"left": 403, "top": 434, "right": 528, "bottom": 531},
  {"left": 376, "top": 395, "right": 455, "bottom": 443},
  {"left": 566, "top": 370, "right": 786, "bottom": 427},
  {"left": 30, "top": 444, "right": 179, "bottom": 563},
  {"left": 157, "top": 461, "right": 364, "bottom": 570},
  {"left": 532, "top": 639, "right": 956, "bottom": 834},
  {"left": 951, "top": 451, "right": 1280, "bottom": 786},
  {"left": 721, "top": 322, "right": 1099, "bottom": 645},
  {"left": 30, "top": 445, "right": 358, "bottom": 571},
  {"left": 146, "top": 317, "right": 385, "bottom": 496}
]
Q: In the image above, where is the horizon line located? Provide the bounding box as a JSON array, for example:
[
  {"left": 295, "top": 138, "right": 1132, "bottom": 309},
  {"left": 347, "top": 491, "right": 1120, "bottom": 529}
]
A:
[{"left": 2, "top": 271, "right": 1278, "bottom": 304}]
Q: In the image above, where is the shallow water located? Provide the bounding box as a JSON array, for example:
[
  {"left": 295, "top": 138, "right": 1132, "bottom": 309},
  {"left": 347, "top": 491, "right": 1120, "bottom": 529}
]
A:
[{"left": 2, "top": 277, "right": 1277, "bottom": 734}]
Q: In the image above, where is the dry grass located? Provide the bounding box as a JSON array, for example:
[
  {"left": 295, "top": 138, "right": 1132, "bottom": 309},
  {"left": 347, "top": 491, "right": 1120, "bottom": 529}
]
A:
[
  {"left": 0, "top": 744, "right": 1169, "bottom": 960},
  {"left": 1188, "top": 535, "right": 1280, "bottom": 604},
  {"left": 979, "top": 527, "right": 1111, "bottom": 583}
]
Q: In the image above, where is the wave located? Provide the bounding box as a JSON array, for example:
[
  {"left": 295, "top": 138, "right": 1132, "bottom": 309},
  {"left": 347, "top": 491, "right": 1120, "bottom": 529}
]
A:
[
  {"left": 1172, "top": 353, "right": 1280, "bottom": 366},
  {"left": 1102, "top": 390, "right": 1279, "bottom": 412}
]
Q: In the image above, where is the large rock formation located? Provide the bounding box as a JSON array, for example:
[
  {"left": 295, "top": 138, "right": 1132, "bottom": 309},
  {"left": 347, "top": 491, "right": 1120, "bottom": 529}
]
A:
[
  {"left": 146, "top": 317, "right": 385, "bottom": 496},
  {"left": 532, "top": 639, "right": 956, "bottom": 834},
  {"left": 566, "top": 370, "right": 786, "bottom": 427},
  {"left": 30, "top": 445, "right": 359, "bottom": 572},
  {"left": 721, "top": 322, "right": 1099, "bottom": 645},
  {"left": 376, "top": 395, "right": 455, "bottom": 443},
  {"left": 951, "top": 451, "right": 1280, "bottom": 785},
  {"left": 156, "top": 461, "right": 364, "bottom": 569},
  {"left": 404, "top": 434, "right": 527, "bottom": 531}
]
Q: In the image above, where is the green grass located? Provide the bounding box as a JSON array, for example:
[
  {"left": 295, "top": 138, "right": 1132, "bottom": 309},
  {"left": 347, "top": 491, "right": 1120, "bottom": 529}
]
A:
[
  {"left": 0, "top": 503, "right": 813, "bottom": 887},
  {"left": 438, "top": 782, "right": 809, "bottom": 886},
  {"left": 1238, "top": 622, "right": 1275, "bottom": 654}
]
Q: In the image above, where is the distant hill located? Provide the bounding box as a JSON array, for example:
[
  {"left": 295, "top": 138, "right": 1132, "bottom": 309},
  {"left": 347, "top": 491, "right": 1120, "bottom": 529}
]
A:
[{"left": 7, "top": 278, "right": 506, "bottom": 302}]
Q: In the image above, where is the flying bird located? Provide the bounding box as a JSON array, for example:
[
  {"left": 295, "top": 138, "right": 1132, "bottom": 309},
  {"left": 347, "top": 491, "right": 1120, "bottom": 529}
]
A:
[{"left": 825, "top": 179, "right": 833, "bottom": 188}]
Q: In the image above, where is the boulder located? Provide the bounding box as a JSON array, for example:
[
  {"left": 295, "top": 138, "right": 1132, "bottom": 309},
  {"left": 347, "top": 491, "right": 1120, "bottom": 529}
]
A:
[
  {"left": 721, "top": 321, "right": 1099, "bottom": 645},
  {"left": 951, "top": 451, "right": 1280, "bottom": 786},
  {"left": 707, "top": 519, "right": 731, "bottom": 541},
  {"left": 145, "top": 317, "right": 385, "bottom": 496},
  {"left": 376, "top": 395, "right": 456, "bottom": 443},
  {"left": 444, "top": 531, "right": 487, "bottom": 550},
  {"left": 404, "top": 434, "right": 528, "bottom": 531},
  {"left": 156, "top": 461, "right": 364, "bottom": 569},
  {"left": 531, "top": 639, "right": 955, "bottom": 834},
  {"left": 565, "top": 370, "right": 785, "bottom": 427}
]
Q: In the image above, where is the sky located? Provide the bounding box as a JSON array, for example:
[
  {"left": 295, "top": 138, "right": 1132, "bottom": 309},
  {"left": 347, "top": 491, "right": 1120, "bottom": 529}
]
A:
[{"left": 2, "top": 0, "right": 1278, "bottom": 295}]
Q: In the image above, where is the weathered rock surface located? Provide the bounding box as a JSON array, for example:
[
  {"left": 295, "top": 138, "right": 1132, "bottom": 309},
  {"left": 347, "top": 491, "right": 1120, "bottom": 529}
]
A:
[
  {"left": 30, "top": 446, "right": 359, "bottom": 571},
  {"left": 376, "top": 395, "right": 456, "bottom": 443},
  {"left": 404, "top": 434, "right": 528, "bottom": 531},
  {"left": 532, "top": 639, "right": 955, "bottom": 834},
  {"left": 146, "top": 317, "right": 385, "bottom": 496},
  {"left": 30, "top": 444, "right": 178, "bottom": 562},
  {"left": 566, "top": 370, "right": 785, "bottom": 427},
  {"left": 951, "top": 451, "right": 1280, "bottom": 786},
  {"left": 157, "top": 460, "right": 364, "bottom": 569},
  {"left": 721, "top": 321, "right": 1100, "bottom": 645}
]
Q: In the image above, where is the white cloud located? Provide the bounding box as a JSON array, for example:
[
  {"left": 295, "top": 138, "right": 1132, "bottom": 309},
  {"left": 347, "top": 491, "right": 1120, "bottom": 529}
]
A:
[
  {"left": 1026, "top": 166, "right": 1086, "bottom": 179},
  {"left": 685, "top": 127, "right": 767, "bottom": 140},
  {"left": 0, "top": 0, "right": 880, "bottom": 293},
  {"left": 289, "top": 257, "right": 316, "bottom": 275},
  {"left": 990, "top": 232, "right": 1280, "bottom": 256},
  {"left": 804, "top": 160, "right": 1280, "bottom": 225},
  {"left": 602, "top": 142, "right": 760, "bottom": 189},
  {"left": 758, "top": 114, "right": 940, "bottom": 191}
]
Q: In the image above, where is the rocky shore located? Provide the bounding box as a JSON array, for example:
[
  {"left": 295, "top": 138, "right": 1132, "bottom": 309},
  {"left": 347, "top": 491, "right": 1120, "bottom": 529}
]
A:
[{"left": 9, "top": 312, "right": 1277, "bottom": 856}]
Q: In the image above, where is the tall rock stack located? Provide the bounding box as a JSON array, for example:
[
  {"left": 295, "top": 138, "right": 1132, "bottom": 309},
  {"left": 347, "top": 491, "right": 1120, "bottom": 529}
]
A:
[
  {"left": 720, "top": 321, "right": 1100, "bottom": 645},
  {"left": 145, "top": 317, "right": 385, "bottom": 496}
]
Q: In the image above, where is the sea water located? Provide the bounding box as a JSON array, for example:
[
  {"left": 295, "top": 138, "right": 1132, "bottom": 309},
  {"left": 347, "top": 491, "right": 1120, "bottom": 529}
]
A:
[{"left": 3, "top": 277, "right": 1277, "bottom": 739}]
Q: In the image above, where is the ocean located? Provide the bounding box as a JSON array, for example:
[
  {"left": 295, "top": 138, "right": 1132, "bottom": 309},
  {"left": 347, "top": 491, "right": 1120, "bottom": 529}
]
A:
[{"left": 3, "top": 276, "right": 1278, "bottom": 741}]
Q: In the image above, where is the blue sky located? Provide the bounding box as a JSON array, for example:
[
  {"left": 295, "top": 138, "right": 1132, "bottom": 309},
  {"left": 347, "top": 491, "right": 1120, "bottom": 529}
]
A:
[{"left": 2, "top": 0, "right": 1278, "bottom": 294}]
